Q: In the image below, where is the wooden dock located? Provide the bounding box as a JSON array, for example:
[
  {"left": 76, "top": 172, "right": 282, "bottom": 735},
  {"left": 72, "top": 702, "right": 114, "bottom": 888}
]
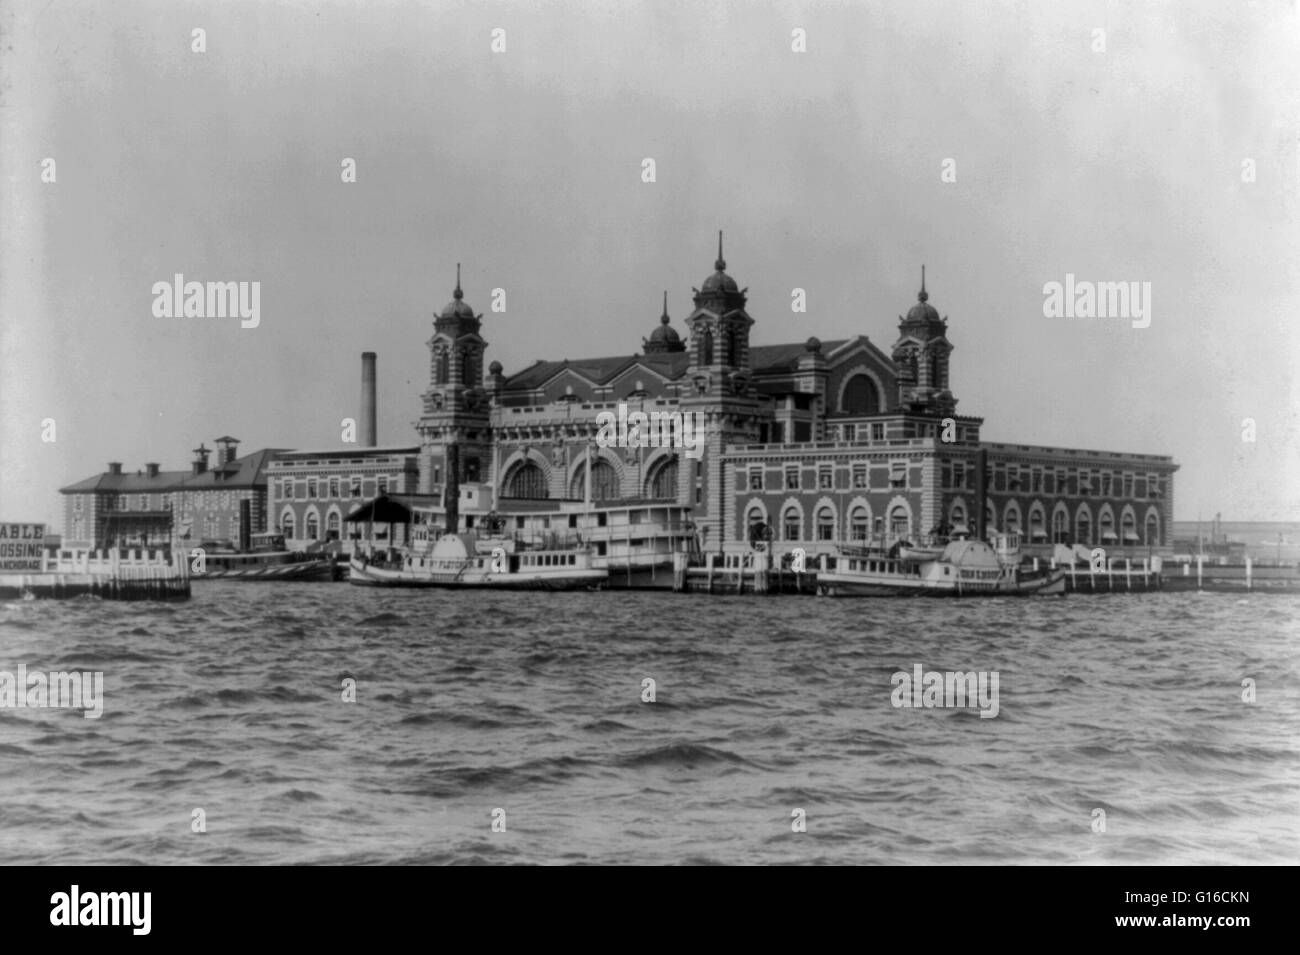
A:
[{"left": 0, "top": 548, "right": 191, "bottom": 601}]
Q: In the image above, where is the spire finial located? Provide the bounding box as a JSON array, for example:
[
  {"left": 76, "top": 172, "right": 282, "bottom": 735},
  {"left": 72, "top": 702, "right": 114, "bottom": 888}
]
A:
[
  {"left": 454, "top": 262, "right": 463, "bottom": 300},
  {"left": 918, "top": 264, "right": 928, "bottom": 302},
  {"left": 715, "top": 230, "right": 726, "bottom": 271},
  {"left": 661, "top": 290, "right": 670, "bottom": 324}
]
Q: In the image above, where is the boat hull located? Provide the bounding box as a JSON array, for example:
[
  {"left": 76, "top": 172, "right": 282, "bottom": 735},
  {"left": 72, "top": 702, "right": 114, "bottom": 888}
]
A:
[
  {"left": 192, "top": 558, "right": 340, "bottom": 582},
  {"left": 348, "top": 559, "right": 606, "bottom": 591},
  {"left": 818, "top": 569, "right": 1066, "bottom": 597}
]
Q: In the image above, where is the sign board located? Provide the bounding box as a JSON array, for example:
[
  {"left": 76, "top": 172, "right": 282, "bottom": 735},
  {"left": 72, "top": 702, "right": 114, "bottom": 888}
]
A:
[{"left": 0, "top": 523, "right": 46, "bottom": 570}]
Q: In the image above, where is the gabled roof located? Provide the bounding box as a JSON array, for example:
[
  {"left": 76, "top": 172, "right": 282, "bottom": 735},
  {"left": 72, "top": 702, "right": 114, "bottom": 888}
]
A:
[
  {"left": 750, "top": 340, "right": 849, "bottom": 374},
  {"left": 504, "top": 353, "right": 691, "bottom": 391}
]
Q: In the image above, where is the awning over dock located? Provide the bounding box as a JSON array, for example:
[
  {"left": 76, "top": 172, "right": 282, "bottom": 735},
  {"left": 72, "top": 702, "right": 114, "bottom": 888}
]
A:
[{"left": 345, "top": 495, "right": 414, "bottom": 524}]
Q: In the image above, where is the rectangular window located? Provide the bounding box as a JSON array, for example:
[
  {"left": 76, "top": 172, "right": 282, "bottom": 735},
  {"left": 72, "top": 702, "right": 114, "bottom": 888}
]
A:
[
  {"left": 1044, "top": 470, "right": 1054, "bottom": 494},
  {"left": 818, "top": 467, "right": 833, "bottom": 490},
  {"left": 377, "top": 476, "right": 389, "bottom": 495},
  {"left": 842, "top": 424, "right": 855, "bottom": 442},
  {"left": 350, "top": 476, "right": 362, "bottom": 498},
  {"left": 785, "top": 467, "right": 799, "bottom": 490},
  {"left": 1032, "top": 468, "right": 1042, "bottom": 493},
  {"left": 852, "top": 464, "right": 867, "bottom": 489},
  {"left": 307, "top": 478, "right": 318, "bottom": 499},
  {"left": 953, "top": 462, "right": 964, "bottom": 489},
  {"left": 329, "top": 477, "right": 340, "bottom": 498},
  {"left": 748, "top": 468, "right": 763, "bottom": 491},
  {"left": 872, "top": 423, "right": 884, "bottom": 442},
  {"left": 1123, "top": 473, "right": 1133, "bottom": 498}
]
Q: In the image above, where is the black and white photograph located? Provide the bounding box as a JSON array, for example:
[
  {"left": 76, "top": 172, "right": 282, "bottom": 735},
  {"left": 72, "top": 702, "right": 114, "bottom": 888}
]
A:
[{"left": 0, "top": 0, "right": 1296, "bottom": 902}]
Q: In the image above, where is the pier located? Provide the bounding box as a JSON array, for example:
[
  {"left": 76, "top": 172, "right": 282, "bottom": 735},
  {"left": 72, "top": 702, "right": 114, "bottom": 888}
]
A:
[{"left": 0, "top": 548, "right": 191, "bottom": 601}]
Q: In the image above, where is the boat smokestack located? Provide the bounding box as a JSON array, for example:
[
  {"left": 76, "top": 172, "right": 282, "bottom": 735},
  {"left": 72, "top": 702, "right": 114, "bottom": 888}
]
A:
[{"left": 361, "top": 352, "right": 377, "bottom": 448}]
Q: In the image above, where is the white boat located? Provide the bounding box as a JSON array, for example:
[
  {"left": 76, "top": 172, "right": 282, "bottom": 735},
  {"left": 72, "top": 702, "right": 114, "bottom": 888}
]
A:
[
  {"left": 348, "top": 532, "right": 607, "bottom": 590},
  {"left": 818, "top": 538, "right": 1066, "bottom": 597}
]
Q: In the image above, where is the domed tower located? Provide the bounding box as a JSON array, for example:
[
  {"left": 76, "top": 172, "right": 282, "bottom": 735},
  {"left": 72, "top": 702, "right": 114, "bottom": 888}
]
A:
[
  {"left": 644, "top": 292, "right": 686, "bottom": 354},
  {"left": 685, "top": 232, "right": 754, "bottom": 385},
  {"left": 417, "top": 264, "right": 491, "bottom": 495},
  {"left": 682, "top": 232, "right": 762, "bottom": 552},
  {"left": 891, "top": 266, "right": 956, "bottom": 417}
]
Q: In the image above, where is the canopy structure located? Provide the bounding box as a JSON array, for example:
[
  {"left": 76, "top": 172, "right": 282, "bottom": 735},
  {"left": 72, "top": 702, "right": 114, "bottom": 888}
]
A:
[{"left": 345, "top": 495, "right": 413, "bottom": 524}]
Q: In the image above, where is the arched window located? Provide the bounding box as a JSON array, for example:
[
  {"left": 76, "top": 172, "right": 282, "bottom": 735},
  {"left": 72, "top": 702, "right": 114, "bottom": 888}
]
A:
[
  {"left": 1122, "top": 512, "right": 1137, "bottom": 545},
  {"left": 1053, "top": 509, "right": 1069, "bottom": 543},
  {"left": 327, "top": 511, "right": 340, "bottom": 541},
  {"left": 1100, "top": 511, "right": 1116, "bottom": 543},
  {"left": 591, "top": 461, "right": 619, "bottom": 500},
  {"left": 746, "top": 508, "right": 768, "bottom": 545},
  {"left": 437, "top": 349, "right": 449, "bottom": 384},
  {"left": 816, "top": 507, "right": 835, "bottom": 541},
  {"left": 306, "top": 512, "right": 319, "bottom": 541},
  {"left": 1076, "top": 511, "right": 1092, "bottom": 546},
  {"left": 842, "top": 374, "right": 881, "bottom": 415},
  {"left": 725, "top": 329, "right": 737, "bottom": 366},
  {"left": 280, "top": 510, "right": 295, "bottom": 539},
  {"left": 850, "top": 506, "right": 869, "bottom": 541},
  {"left": 889, "top": 506, "right": 909, "bottom": 539},
  {"left": 1145, "top": 514, "right": 1159, "bottom": 546},
  {"left": 507, "top": 463, "right": 548, "bottom": 499},
  {"left": 648, "top": 458, "right": 678, "bottom": 499},
  {"left": 951, "top": 504, "right": 967, "bottom": 530},
  {"left": 1028, "top": 506, "right": 1046, "bottom": 542},
  {"left": 702, "top": 329, "right": 713, "bottom": 365},
  {"left": 783, "top": 507, "right": 801, "bottom": 541}
]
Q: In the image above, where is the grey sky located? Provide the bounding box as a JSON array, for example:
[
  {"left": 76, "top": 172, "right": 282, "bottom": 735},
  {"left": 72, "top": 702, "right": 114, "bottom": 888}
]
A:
[{"left": 2, "top": 0, "right": 1297, "bottom": 528}]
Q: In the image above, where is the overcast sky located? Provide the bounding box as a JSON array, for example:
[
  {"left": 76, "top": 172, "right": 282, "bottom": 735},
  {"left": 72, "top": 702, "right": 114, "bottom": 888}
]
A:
[{"left": 2, "top": 0, "right": 1297, "bottom": 528}]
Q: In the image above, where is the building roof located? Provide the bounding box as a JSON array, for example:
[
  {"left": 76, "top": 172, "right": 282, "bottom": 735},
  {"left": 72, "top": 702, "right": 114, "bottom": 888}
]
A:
[
  {"left": 270, "top": 445, "right": 420, "bottom": 460},
  {"left": 749, "top": 340, "right": 849, "bottom": 373},
  {"left": 59, "top": 470, "right": 191, "bottom": 494},
  {"left": 178, "top": 447, "right": 291, "bottom": 489},
  {"left": 60, "top": 448, "right": 290, "bottom": 494}
]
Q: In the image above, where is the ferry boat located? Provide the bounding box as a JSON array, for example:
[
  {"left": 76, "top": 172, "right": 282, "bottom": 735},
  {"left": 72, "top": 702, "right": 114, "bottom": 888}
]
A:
[
  {"left": 818, "top": 536, "right": 1065, "bottom": 597},
  {"left": 190, "top": 532, "right": 341, "bottom": 581},
  {"left": 404, "top": 498, "right": 698, "bottom": 589},
  {"left": 348, "top": 532, "right": 607, "bottom": 590}
]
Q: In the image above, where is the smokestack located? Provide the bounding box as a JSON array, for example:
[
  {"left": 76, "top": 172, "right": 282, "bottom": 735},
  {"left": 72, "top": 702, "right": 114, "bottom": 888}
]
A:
[
  {"left": 108, "top": 462, "right": 123, "bottom": 476},
  {"left": 239, "top": 499, "right": 251, "bottom": 551},
  {"left": 145, "top": 463, "right": 159, "bottom": 478},
  {"left": 361, "top": 352, "right": 377, "bottom": 448}
]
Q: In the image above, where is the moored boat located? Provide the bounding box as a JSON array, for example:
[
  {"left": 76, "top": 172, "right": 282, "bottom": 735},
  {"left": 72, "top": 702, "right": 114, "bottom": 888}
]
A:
[
  {"left": 818, "top": 538, "right": 1065, "bottom": 597},
  {"left": 189, "top": 532, "right": 342, "bottom": 581},
  {"left": 348, "top": 532, "right": 607, "bottom": 590}
]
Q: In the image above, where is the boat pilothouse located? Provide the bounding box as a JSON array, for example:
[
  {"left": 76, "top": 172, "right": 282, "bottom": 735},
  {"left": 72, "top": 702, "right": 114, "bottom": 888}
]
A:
[{"left": 818, "top": 532, "right": 1065, "bottom": 597}]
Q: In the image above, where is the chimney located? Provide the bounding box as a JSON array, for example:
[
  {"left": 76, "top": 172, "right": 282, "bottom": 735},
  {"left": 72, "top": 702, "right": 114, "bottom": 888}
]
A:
[
  {"left": 192, "top": 444, "right": 210, "bottom": 476},
  {"left": 215, "top": 436, "right": 240, "bottom": 469},
  {"left": 361, "top": 352, "right": 377, "bottom": 448},
  {"left": 145, "top": 462, "right": 160, "bottom": 478},
  {"left": 108, "top": 462, "right": 123, "bottom": 476}
]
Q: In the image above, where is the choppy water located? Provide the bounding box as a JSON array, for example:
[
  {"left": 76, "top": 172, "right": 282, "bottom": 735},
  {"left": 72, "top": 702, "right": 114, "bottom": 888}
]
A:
[{"left": 1, "top": 585, "right": 1297, "bottom": 865}]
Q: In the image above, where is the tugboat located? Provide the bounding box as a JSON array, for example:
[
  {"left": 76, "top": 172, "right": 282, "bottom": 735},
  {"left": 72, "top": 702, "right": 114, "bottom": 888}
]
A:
[
  {"left": 348, "top": 532, "right": 607, "bottom": 590},
  {"left": 817, "top": 536, "right": 1065, "bottom": 597}
]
